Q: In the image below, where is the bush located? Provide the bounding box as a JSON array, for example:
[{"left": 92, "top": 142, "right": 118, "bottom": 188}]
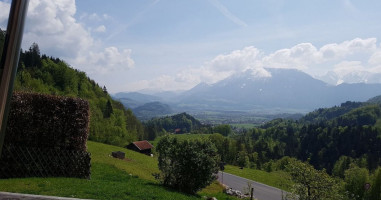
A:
[{"left": 156, "top": 136, "right": 219, "bottom": 194}]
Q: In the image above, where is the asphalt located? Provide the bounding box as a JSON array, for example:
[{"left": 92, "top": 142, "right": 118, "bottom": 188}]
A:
[
  {"left": 0, "top": 192, "right": 92, "bottom": 200},
  {"left": 217, "top": 171, "right": 288, "bottom": 200}
]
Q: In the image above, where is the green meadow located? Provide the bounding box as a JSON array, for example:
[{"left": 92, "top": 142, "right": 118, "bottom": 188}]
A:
[{"left": 0, "top": 141, "right": 239, "bottom": 200}]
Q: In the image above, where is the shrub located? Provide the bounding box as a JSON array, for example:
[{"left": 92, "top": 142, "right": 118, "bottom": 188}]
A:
[{"left": 156, "top": 136, "right": 219, "bottom": 194}]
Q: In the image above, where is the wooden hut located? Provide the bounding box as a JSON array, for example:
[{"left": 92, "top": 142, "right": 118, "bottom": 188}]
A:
[{"left": 126, "top": 140, "right": 154, "bottom": 155}]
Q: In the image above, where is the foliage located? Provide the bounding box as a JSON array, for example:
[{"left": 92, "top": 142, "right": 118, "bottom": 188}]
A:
[
  {"left": 369, "top": 167, "right": 381, "bottom": 200},
  {"left": 286, "top": 160, "right": 342, "bottom": 200},
  {"left": 6, "top": 92, "right": 89, "bottom": 151},
  {"left": 300, "top": 101, "right": 364, "bottom": 124},
  {"left": 213, "top": 124, "right": 233, "bottom": 136},
  {"left": 343, "top": 165, "right": 369, "bottom": 200},
  {"left": 156, "top": 136, "right": 220, "bottom": 194},
  {"left": 144, "top": 112, "right": 205, "bottom": 140},
  {"left": 236, "top": 151, "right": 249, "bottom": 168},
  {"left": 332, "top": 156, "right": 353, "bottom": 178},
  {"left": 229, "top": 102, "right": 381, "bottom": 173},
  {"left": 13, "top": 44, "right": 144, "bottom": 147}
]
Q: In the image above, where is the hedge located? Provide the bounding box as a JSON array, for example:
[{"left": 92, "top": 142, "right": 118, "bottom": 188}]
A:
[
  {"left": 5, "top": 92, "right": 90, "bottom": 151},
  {"left": 0, "top": 92, "right": 91, "bottom": 179}
]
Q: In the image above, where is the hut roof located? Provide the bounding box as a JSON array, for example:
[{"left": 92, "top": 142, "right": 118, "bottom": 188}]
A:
[{"left": 132, "top": 140, "right": 154, "bottom": 151}]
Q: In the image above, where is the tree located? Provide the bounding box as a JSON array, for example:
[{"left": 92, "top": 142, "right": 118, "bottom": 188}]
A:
[
  {"left": 286, "top": 160, "right": 342, "bottom": 200},
  {"left": 369, "top": 167, "right": 381, "bottom": 200},
  {"left": 156, "top": 136, "right": 220, "bottom": 194},
  {"left": 103, "top": 99, "right": 113, "bottom": 118},
  {"left": 236, "top": 151, "right": 249, "bottom": 168},
  {"left": 213, "top": 124, "right": 232, "bottom": 136},
  {"left": 344, "top": 165, "right": 369, "bottom": 200}
]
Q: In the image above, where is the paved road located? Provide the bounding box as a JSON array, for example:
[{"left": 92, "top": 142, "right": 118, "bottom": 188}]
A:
[{"left": 217, "top": 171, "right": 288, "bottom": 200}]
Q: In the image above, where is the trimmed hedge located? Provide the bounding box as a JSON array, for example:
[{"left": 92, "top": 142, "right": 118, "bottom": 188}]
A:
[
  {"left": 0, "top": 92, "right": 91, "bottom": 179},
  {"left": 0, "top": 145, "right": 91, "bottom": 179},
  {"left": 5, "top": 92, "right": 90, "bottom": 151}
]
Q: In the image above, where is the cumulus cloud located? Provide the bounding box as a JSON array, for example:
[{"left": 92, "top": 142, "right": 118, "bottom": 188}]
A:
[
  {"left": 74, "top": 47, "right": 134, "bottom": 75},
  {"left": 0, "top": 0, "right": 135, "bottom": 76},
  {"left": 136, "top": 37, "right": 381, "bottom": 91}
]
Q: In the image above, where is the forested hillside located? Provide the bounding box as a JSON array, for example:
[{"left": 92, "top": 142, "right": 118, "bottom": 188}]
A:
[
  {"left": 3, "top": 40, "right": 144, "bottom": 147},
  {"left": 144, "top": 112, "right": 207, "bottom": 140},
  {"left": 227, "top": 101, "right": 381, "bottom": 174}
]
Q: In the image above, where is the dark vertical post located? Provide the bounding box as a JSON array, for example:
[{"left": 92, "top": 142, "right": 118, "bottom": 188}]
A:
[
  {"left": 0, "top": 0, "right": 29, "bottom": 156},
  {"left": 250, "top": 187, "right": 254, "bottom": 200}
]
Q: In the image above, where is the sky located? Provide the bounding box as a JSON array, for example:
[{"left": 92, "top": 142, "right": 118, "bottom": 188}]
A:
[{"left": 1, "top": 0, "right": 381, "bottom": 93}]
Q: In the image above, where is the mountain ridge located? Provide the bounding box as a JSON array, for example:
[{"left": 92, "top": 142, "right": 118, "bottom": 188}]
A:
[{"left": 116, "top": 68, "right": 381, "bottom": 115}]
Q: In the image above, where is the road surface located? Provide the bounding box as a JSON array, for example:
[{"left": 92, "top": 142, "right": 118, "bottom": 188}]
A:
[{"left": 217, "top": 171, "right": 288, "bottom": 200}]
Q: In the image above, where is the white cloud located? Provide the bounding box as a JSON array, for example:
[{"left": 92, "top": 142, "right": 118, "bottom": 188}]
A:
[
  {"left": 0, "top": 1, "right": 10, "bottom": 28},
  {"left": 368, "top": 51, "right": 381, "bottom": 66},
  {"left": 74, "top": 46, "right": 134, "bottom": 75},
  {"left": 94, "top": 25, "right": 106, "bottom": 33},
  {"left": 80, "top": 13, "right": 110, "bottom": 21},
  {"left": 137, "top": 38, "right": 381, "bottom": 91},
  {"left": 1, "top": 0, "right": 135, "bottom": 76},
  {"left": 263, "top": 43, "right": 320, "bottom": 69}
]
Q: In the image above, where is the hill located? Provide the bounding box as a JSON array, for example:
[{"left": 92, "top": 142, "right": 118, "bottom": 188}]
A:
[
  {"left": 115, "top": 68, "right": 381, "bottom": 121},
  {"left": 144, "top": 112, "right": 206, "bottom": 140},
  {"left": 12, "top": 43, "right": 144, "bottom": 147},
  {"left": 367, "top": 95, "right": 381, "bottom": 104},
  {"left": 243, "top": 100, "right": 381, "bottom": 173},
  {"left": 177, "top": 68, "right": 381, "bottom": 111},
  {"left": 132, "top": 101, "right": 173, "bottom": 121},
  {"left": 113, "top": 92, "right": 162, "bottom": 108}
]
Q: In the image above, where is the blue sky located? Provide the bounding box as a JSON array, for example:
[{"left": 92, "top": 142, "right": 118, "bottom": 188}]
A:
[{"left": 1, "top": 0, "right": 381, "bottom": 93}]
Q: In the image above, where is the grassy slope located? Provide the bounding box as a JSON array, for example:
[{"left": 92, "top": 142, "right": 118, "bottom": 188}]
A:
[
  {"left": 223, "top": 165, "right": 292, "bottom": 192},
  {"left": 0, "top": 141, "right": 238, "bottom": 200}
]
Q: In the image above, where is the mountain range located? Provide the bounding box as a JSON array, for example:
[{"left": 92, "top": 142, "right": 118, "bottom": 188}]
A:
[{"left": 113, "top": 68, "right": 381, "bottom": 119}]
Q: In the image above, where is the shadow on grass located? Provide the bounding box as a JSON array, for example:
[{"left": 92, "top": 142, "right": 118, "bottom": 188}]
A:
[{"left": 144, "top": 182, "right": 202, "bottom": 198}]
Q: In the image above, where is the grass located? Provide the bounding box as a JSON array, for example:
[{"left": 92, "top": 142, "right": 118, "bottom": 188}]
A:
[
  {"left": 87, "top": 141, "right": 159, "bottom": 181},
  {"left": 0, "top": 141, "right": 239, "bottom": 200},
  {"left": 223, "top": 165, "right": 293, "bottom": 192}
]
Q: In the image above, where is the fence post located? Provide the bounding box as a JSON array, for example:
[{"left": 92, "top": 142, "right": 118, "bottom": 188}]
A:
[
  {"left": 0, "top": 0, "right": 29, "bottom": 157},
  {"left": 250, "top": 187, "right": 254, "bottom": 200}
]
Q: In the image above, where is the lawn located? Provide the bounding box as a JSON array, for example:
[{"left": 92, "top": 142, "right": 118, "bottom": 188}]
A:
[
  {"left": 0, "top": 141, "right": 238, "bottom": 200},
  {"left": 223, "top": 165, "right": 293, "bottom": 192}
]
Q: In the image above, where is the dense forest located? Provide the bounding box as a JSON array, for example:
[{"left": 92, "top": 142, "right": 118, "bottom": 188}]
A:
[{"left": 212, "top": 101, "right": 381, "bottom": 173}]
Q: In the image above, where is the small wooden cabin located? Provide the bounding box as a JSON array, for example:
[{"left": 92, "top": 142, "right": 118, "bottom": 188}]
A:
[{"left": 126, "top": 140, "right": 154, "bottom": 155}]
